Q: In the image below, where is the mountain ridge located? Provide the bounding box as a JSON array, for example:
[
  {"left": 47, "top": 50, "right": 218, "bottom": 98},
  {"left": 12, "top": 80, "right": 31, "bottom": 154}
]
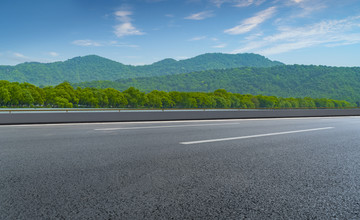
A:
[{"left": 0, "top": 53, "right": 283, "bottom": 86}]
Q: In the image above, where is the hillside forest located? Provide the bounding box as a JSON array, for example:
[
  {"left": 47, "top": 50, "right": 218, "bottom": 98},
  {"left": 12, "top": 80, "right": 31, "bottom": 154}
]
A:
[
  {"left": 74, "top": 65, "right": 360, "bottom": 103},
  {"left": 0, "top": 53, "right": 283, "bottom": 86}
]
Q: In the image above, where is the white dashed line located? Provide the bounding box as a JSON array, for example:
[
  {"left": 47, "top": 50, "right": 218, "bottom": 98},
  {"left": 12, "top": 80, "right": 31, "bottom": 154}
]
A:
[
  {"left": 180, "top": 127, "right": 335, "bottom": 145},
  {"left": 94, "top": 122, "right": 241, "bottom": 131}
]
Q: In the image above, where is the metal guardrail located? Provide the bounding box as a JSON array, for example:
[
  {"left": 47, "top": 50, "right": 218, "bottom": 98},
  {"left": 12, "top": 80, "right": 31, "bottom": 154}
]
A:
[
  {"left": 1, "top": 108, "right": 360, "bottom": 125},
  {"left": 1, "top": 107, "right": 360, "bottom": 114}
]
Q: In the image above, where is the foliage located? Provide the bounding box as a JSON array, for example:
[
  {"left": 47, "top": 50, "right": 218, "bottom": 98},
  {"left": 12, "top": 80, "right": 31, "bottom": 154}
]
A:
[
  {"left": 74, "top": 65, "right": 360, "bottom": 103},
  {"left": 0, "top": 80, "right": 354, "bottom": 109},
  {"left": 0, "top": 53, "right": 283, "bottom": 86}
]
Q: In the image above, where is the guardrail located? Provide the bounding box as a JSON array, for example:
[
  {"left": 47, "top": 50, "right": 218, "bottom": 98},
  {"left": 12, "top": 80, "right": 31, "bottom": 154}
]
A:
[
  {"left": 1, "top": 107, "right": 360, "bottom": 113},
  {"left": 1, "top": 108, "right": 360, "bottom": 125}
]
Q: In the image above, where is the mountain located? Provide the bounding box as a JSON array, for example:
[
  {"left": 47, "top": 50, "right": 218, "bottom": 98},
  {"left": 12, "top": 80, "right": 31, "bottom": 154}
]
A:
[
  {"left": 0, "top": 53, "right": 283, "bottom": 86},
  {"left": 73, "top": 65, "right": 360, "bottom": 103},
  {"left": 0, "top": 55, "right": 131, "bottom": 86}
]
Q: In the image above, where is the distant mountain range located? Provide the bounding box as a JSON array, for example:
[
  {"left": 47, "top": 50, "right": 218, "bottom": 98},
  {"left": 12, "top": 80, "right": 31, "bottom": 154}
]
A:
[
  {"left": 0, "top": 53, "right": 283, "bottom": 86},
  {"left": 2, "top": 52, "right": 360, "bottom": 103},
  {"left": 74, "top": 65, "right": 360, "bottom": 103}
]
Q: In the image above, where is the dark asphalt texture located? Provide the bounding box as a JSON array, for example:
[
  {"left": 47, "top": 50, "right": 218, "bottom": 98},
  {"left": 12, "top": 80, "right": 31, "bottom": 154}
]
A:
[{"left": 1, "top": 117, "right": 360, "bottom": 219}]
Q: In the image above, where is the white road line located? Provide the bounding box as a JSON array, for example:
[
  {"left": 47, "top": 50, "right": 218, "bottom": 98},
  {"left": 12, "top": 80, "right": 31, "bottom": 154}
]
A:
[
  {"left": 94, "top": 122, "right": 242, "bottom": 131},
  {"left": 180, "top": 127, "right": 335, "bottom": 145}
]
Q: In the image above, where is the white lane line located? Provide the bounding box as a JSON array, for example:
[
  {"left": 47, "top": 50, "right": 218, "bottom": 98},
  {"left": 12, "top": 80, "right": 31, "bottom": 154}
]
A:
[
  {"left": 94, "top": 122, "right": 241, "bottom": 131},
  {"left": 180, "top": 127, "right": 334, "bottom": 145}
]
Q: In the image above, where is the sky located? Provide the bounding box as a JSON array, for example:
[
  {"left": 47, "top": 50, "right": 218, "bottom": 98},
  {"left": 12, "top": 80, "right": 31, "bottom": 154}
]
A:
[{"left": 1, "top": 0, "right": 360, "bottom": 66}]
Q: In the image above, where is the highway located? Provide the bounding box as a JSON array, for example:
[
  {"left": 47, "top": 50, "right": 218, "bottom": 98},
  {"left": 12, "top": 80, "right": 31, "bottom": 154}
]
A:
[{"left": 1, "top": 117, "right": 360, "bottom": 219}]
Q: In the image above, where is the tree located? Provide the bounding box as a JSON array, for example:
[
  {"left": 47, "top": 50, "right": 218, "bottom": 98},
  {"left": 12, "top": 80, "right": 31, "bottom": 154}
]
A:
[
  {"left": 55, "top": 82, "right": 79, "bottom": 104},
  {"left": 257, "top": 95, "right": 278, "bottom": 108},
  {"left": 54, "top": 97, "right": 73, "bottom": 108},
  {"left": 214, "top": 89, "right": 231, "bottom": 108},
  {"left": 0, "top": 80, "right": 354, "bottom": 109},
  {"left": 21, "top": 89, "right": 34, "bottom": 107},
  {"left": 146, "top": 90, "right": 163, "bottom": 108},
  {"left": 123, "top": 87, "right": 147, "bottom": 108},
  {"left": 103, "top": 88, "right": 127, "bottom": 107},
  {"left": 77, "top": 88, "right": 99, "bottom": 107},
  {"left": 8, "top": 84, "right": 24, "bottom": 106},
  {"left": 0, "top": 87, "right": 11, "bottom": 106}
]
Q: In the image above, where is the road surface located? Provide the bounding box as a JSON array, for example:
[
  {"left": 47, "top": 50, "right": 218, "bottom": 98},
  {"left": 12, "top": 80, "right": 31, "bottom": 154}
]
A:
[{"left": 1, "top": 117, "right": 360, "bottom": 219}]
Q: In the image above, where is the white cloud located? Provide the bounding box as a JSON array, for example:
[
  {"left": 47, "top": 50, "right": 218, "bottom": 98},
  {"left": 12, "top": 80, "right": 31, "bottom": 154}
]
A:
[
  {"left": 325, "top": 33, "right": 360, "bottom": 47},
  {"left": 212, "top": 43, "right": 227, "bottom": 48},
  {"left": 14, "top": 52, "right": 27, "bottom": 58},
  {"left": 48, "top": 52, "right": 59, "bottom": 57},
  {"left": 232, "top": 15, "right": 360, "bottom": 55},
  {"left": 234, "top": 0, "right": 265, "bottom": 7},
  {"left": 185, "top": 11, "right": 214, "bottom": 20},
  {"left": 72, "top": 40, "right": 102, "bottom": 47},
  {"left": 224, "top": 6, "right": 277, "bottom": 35},
  {"left": 258, "top": 40, "right": 320, "bottom": 55},
  {"left": 0, "top": 52, "right": 59, "bottom": 64},
  {"left": 189, "top": 36, "right": 207, "bottom": 41},
  {"left": 244, "top": 32, "right": 263, "bottom": 40},
  {"left": 231, "top": 41, "right": 267, "bottom": 53},
  {"left": 114, "top": 22, "right": 144, "bottom": 37},
  {"left": 210, "top": 0, "right": 265, "bottom": 7},
  {"left": 114, "top": 10, "right": 144, "bottom": 37},
  {"left": 265, "top": 16, "right": 360, "bottom": 43},
  {"left": 210, "top": 0, "right": 226, "bottom": 7},
  {"left": 10, "top": 52, "right": 33, "bottom": 62},
  {"left": 284, "top": 0, "right": 327, "bottom": 17},
  {"left": 115, "top": 10, "right": 132, "bottom": 21}
]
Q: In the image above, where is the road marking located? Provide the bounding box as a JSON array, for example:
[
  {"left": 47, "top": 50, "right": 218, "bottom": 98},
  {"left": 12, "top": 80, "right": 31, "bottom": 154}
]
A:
[
  {"left": 180, "top": 127, "right": 334, "bottom": 145},
  {"left": 94, "top": 122, "right": 242, "bottom": 131}
]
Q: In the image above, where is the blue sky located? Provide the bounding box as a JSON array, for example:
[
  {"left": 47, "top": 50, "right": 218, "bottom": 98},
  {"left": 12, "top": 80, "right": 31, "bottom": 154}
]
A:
[{"left": 1, "top": 0, "right": 360, "bottom": 66}]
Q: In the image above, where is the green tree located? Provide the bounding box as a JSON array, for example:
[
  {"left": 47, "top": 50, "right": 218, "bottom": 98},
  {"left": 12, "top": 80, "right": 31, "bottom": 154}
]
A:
[
  {"left": 55, "top": 82, "right": 79, "bottom": 104},
  {"left": 103, "top": 88, "right": 127, "bottom": 107},
  {"left": 146, "top": 90, "right": 163, "bottom": 108},
  {"left": 77, "top": 88, "right": 99, "bottom": 107},
  {"left": 123, "top": 87, "right": 147, "bottom": 108},
  {"left": 0, "top": 87, "right": 11, "bottom": 106},
  {"left": 8, "top": 84, "right": 24, "bottom": 106}
]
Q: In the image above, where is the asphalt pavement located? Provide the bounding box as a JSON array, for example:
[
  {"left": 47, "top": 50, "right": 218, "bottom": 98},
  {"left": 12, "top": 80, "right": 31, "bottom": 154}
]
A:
[{"left": 1, "top": 117, "right": 360, "bottom": 219}]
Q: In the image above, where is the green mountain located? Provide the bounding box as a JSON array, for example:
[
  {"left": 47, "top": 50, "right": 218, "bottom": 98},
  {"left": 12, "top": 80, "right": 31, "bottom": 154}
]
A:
[
  {"left": 0, "top": 53, "right": 283, "bottom": 86},
  {"left": 73, "top": 65, "right": 360, "bottom": 103}
]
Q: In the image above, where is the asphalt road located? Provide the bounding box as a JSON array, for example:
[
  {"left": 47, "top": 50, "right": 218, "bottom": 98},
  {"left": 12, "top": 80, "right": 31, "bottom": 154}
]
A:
[{"left": 1, "top": 117, "right": 360, "bottom": 219}]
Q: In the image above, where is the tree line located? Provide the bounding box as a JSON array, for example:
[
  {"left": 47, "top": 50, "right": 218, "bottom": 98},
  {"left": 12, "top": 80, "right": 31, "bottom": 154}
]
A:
[{"left": 0, "top": 80, "right": 354, "bottom": 109}]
